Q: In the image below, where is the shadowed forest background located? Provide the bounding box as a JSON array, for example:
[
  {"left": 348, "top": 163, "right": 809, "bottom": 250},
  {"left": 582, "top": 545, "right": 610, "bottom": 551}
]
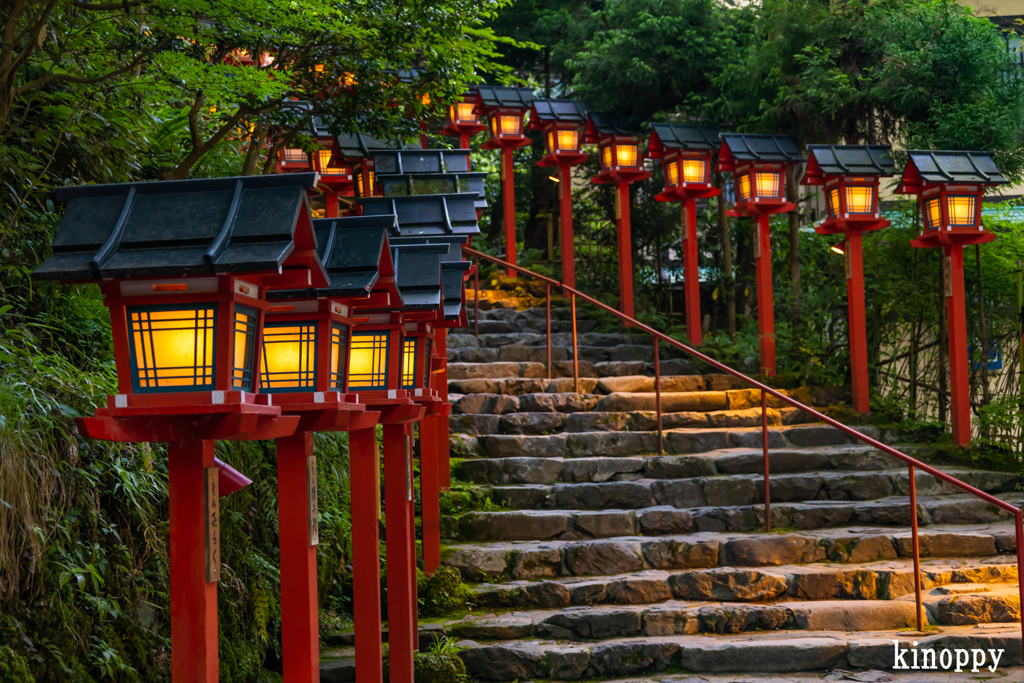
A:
[{"left": 2, "top": 0, "right": 1024, "bottom": 680}]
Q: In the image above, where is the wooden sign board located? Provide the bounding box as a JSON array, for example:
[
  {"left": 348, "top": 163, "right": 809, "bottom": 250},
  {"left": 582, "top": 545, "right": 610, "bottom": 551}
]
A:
[
  {"left": 204, "top": 467, "right": 220, "bottom": 583},
  {"left": 307, "top": 455, "right": 319, "bottom": 546}
]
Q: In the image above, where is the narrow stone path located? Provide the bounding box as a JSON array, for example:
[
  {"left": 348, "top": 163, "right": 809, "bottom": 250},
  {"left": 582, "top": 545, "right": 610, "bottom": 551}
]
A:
[{"left": 437, "top": 305, "right": 1023, "bottom": 680}]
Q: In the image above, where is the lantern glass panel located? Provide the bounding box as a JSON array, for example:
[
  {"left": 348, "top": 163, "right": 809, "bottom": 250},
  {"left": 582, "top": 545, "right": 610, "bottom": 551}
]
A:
[
  {"left": 491, "top": 114, "right": 521, "bottom": 137},
  {"left": 665, "top": 160, "right": 679, "bottom": 187},
  {"left": 924, "top": 197, "right": 942, "bottom": 229},
  {"left": 754, "top": 171, "right": 782, "bottom": 199},
  {"left": 601, "top": 145, "right": 612, "bottom": 170},
  {"left": 349, "top": 331, "right": 388, "bottom": 390},
  {"left": 826, "top": 188, "right": 839, "bottom": 216},
  {"left": 681, "top": 158, "right": 707, "bottom": 184},
  {"left": 128, "top": 304, "right": 216, "bottom": 392},
  {"left": 457, "top": 102, "right": 476, "bottom": 123},
  {"left": 282, "top": 147, "right": 307, "bottom": 163},
  {"left": 317, "top": 150, "right": 348, "bottom": 177},
  {"left": 947, "top": 195, "right": 977, "bottom": 227},
  {"left": 330, "top": 323, "right": 348, "bottom": 391},
  {"left": 261, "top": 321, "right": 317, "bottom": 392},
  {"left": 232, "top": 306, "right": 257, "bottom": 390},
  {"left": 845, "top": 185, "right": 874, "bottom": 214},
  {"left": 557, "top": 129, "right": 579, "bottom": 152},
  {"left": 423, "top": 338, "right": 432, "bottom": 389},
  {"left": 737, "top": 173, "right": 751, "bottom": 201},
  {"left": 616, "top": 143, "right": 638, "bottom": 168},
  {"left": 401, "top": 337, "right": 417, "bottom": 389}
]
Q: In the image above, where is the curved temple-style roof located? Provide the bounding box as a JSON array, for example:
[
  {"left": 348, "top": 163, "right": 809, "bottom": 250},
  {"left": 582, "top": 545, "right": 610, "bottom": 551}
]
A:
[
  {"left": 528, "top": 99, "right": 589, "bottom": 128},
  {"left": 332, "top": 132, "right": 405, "bottom": 162},
  {"left": 376, "top": 172, "right": 488, "bottom": 212},
  {"left": 647, "top": 123, "right": 719, "bottom": 158},
  {"left": 391, "top": 243, "right": 446, "bottom": 310},
  {"left": 803, "top": 145, "right": 895, "bottom": 184},
  {"left": 269, "top": 214, "right": 395, "bottom": 301},
  {"left": 33, "top": 173, "right": 324, "bottom": 282},
  {"left": 371, "top": 149, "right": 471, "bottom": 175},
  {"left": 390, "top": 236, "right": 470, "bottom": 320},
  {"left": 585, "top": 112, "right": 645, "bottom": 141},
  {"left": 717, "top": 133, "right": 803, "bottom": 170},
  {"left": 474, "top": 85, "right": 535, "bottom": 113},
  {"left": 897, "top": 150, "right": 1010, "bottom": 193},
  {"left": 358, "top": 193, "right": 481, "bottom": 238}
]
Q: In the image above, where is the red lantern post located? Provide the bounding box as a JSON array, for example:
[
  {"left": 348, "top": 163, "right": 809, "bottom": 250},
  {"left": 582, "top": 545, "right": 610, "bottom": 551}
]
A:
[
  {"left": 528, "top": 99, "right": 589, "bottom": 288},
  {"left": 897, "top": 150, "right": 1009, "bottom": 446},
  {"left": 803, "top": 145, "right": 895, "bottom": 412},
  {"left": 440, "top": 90, "right": 487, "bottom": 150},
  {"left": 475, "top": 86, "right": 535, "bottom": 277},
  {"left": 32, "top": 173, "right": 329, "bottom": 683},
  {"left": 586, "top": 112, "right": 651, "bottom": 319},
  {"left": 648, "top": 124, "right": 721, "bottom": 346},
  {"left": 716, "top": 134, "right": 803, "bottom": 376}
]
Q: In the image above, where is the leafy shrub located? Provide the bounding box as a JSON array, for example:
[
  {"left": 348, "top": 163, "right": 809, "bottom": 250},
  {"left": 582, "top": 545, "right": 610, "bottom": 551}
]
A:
[
  {"left": 417, "top": 567, "right": 471, "bottom": 618},
  {"left": 0, "top": 645, "right": 35, "bottom": 683}
]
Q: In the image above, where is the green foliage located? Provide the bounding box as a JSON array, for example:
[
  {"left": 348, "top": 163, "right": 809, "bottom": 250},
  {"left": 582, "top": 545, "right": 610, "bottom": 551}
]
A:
[
  {"left": 0, "top": 645, "right": 35, "bottom": 683},
  {"left": 417, "top": 567, "right": 472, "bottom": 619}
]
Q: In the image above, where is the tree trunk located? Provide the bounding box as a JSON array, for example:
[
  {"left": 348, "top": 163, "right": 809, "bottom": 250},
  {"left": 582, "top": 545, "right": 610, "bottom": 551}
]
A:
[
  {"left": 241, "top": 122, "right": 267, "bottom": 176},
  {"left": 786, "top": 166, "right": 800, "bottom": 306},
  {"left": 715, "top": 172, "right": 736, "bottom": 339}
]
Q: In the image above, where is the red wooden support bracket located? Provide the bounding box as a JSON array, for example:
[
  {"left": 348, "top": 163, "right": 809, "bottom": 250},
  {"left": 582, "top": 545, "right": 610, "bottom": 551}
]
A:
[{"left": 277, "top": 431, "right": 319, "bottom": 683}]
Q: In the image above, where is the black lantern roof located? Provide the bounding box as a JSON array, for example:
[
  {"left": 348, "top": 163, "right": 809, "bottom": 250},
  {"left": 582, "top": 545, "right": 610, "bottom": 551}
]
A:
[
  {"left": 529, "top": 99, "right": 589, "bottom": 126},
  {"left": 391, "top": 243, "right": 445, "bottom": 310},
  {"left": 390, "top": 236, "right": 470, "bottom": 319},
  {"left": 585, "top": 112, "right": 645, "bottom": 140},
  {"left": 719, "top": 134, "right": 803, "bottom": 163},
  {"left": 371, "top": 148, "right": 471, "bottom": 175},
  {"left": 805, "top": 145, "right": 895, "bottom": 177},
  {"left": 358, "top": 193, "right": 480, "bottom": 238},
  {"left": 269, "top": 214, "right": 395, "bottom": 301},
  {"left": 376, "top": 172, "right": 487, "bottom": 212},
  {"left": 647, "top": 123, "right": 719, "bottom": 157},
  {"left": 902, "top": 150, "right": 1010, "bottom": 187},
  {"left": 333, "top": 132, "right": 403, "bottom": 161},
  {"left": 474, "top": 85, "right": 535, "bottom": 112},
  {"left": 33, "top": 173, "right": 325, "bottom": 282}
]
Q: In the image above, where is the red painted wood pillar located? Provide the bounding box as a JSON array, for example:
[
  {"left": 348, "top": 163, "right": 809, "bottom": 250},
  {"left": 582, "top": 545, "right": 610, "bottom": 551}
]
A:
[
  {"left": 420, "top": 415, "right": 441, "bottom": 573},
  {"left": 325, "top": 190, "right": 339, "bottom": 219},
  {"left": 169, "top": 437, "right": 219, "bottom": 683},
  {"left": 755, "top": 213, "right": 776, "bottom": 376},
  {"left": 502, "top": 147, "right": 517, "bottom": 278},
  {"left": 349, "top": 427, "right": 383, "bottom": 683},
  {"left": 459, "top": 133, "right": 470, "bottom": 150},
  {"left": 945, "top": 245, "right": 971, "bottom": 446},
  {"left": 436, "top": 331, "right": 451, "bottom": 491},
  {"left": 277, "top": 431, "right": 319, "bottom": 683},
  {"left": 616, "top": 181, "right": 634, "bottom": 320},
  {"left": 383, "top": 422, "right": 416, "bottom": 683},
  {"left": 560, "top": 164, "right": 575, "bottom": 289},
  {"left": 846, "top": 231, "right": 870, "bottom": 413},
  {"left": 682, "top": 199, "right": 701, "bottom": 346}
]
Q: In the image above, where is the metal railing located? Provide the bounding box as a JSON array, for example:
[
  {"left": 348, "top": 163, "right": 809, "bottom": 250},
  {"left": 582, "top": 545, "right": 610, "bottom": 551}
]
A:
[{"left": 466, "top": 245, "right": 1024, "bottom": 645}]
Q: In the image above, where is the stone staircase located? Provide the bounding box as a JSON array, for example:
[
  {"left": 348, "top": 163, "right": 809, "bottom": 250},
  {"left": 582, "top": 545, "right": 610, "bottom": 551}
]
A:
[{"left": 436, "top": 306, "right": 1024, "bottom": 679}]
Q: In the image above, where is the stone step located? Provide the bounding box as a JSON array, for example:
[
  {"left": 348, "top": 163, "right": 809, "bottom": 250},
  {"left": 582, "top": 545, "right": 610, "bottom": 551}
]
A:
[
  {"left": 450, "top": 407, "right": 821, "bottom": 435},
  {"left": 448, "top": 373, "right": 750, "bottom": 394},
  {"left": 453, "top": 424, "right": 883, "bottom": 460},
  {"left": 442, "top": 524, "right": 1019, "bottom": 581},
  {"left": 455, "top": 445, "right": 906, "bottom": 485},
  {"left": 453, "top": 625, "right": 1023, "bottom": 680},
  {"left": 469, "top": 468, "right": 1018, "bottom": 513},
  {"left": 454, "top": 494, "right": 1024, "bottom": 541}
]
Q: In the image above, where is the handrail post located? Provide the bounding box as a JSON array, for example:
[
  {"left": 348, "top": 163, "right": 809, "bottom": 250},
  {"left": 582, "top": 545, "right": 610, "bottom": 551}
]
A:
[
  {"left": 571, "top": 293, "right": 579, "bottom": 394},
  {"left": 1016, "top": 511, "right": 1024, "bottom": 651},
  {"left": 909, "top": 464, "right": 923, "bottom": 632},
  {"left": 761, "top": 389, "right": 770, "bottom": 532},
  {"left": 654, "top": 338, "right": 663, "bottom": 456},
  {"left": 546, "top": 283, "right": 552, "bottom": 380},
  {"left": 473, "top": 256, "right": 479, "bottom": 338}
]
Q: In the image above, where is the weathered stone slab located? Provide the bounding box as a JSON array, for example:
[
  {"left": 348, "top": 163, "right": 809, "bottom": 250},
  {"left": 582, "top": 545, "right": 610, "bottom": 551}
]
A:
[
  {"left": 566, "top": 431, "right": 658, "bottom": 457},
  {"left": 936, "top": 593, "right": 1021, "bottom": 624},
  {"left": 821, "top": 471, "right": 894, "bottom": 500},
  {"left": 457, "top": 457, "right": 563, "bottom": 485},
  {"left": 447, "top": 616, "right": 535, "bottom": 640},
  {"left": 460, "top": 510, "right": 571, "bottom": 541},
  {"left": 510, "top": 546, "right": 561, "bottom": 579},
  {"left": 596, "top": 391, "right": 729, "bottom": 413},
  {"left": 641, "top": 539, "right": 720, "bottom": 569},
  {"left": 588, "top": 641, "right": 680, "bottom": 676},
  {"left": 605, "top": 574, "right": 674, "bottom": 604},
  {"left": 537, "top": 610, "right": 641, "bottom": 639},
  {"left": 480, "top": 433, "right": 568, "bottom": 459},
  {"left": 561, "top": 457, "right": 646, "bottom": 483},
  {"left": 704, "top": 475, "right": 760, "bottom": 506},
  {"left": 576, "top": 510, "right": 637, "bottom": 537},
  {"left": 565, "top": 412, "right": 633, "bottom": 432},
  {"left": 449, "top": 413, "right": 502, "bottom": 435},
  {"left": 552, "top": 481, "right": 654, "bottom": 509},
  {"left": 697, "top": 603, "right": 791, "bottom": 634},
  {"left": 724, "top": 535, "right": 826, "bottom": 567},
  {"left": 678, "top": 637, "right": 846, "bottom": 673},
  {"left": 790, "top": 568, "right": 881, "bottom": 600},
  {"left": 670, "top": 568, "right": 789, "bottom": 601},
  {"left": 665, "top": 429, "right": 731, "bottom": 454},
  {"left": 652, "top": 479, "right": 706, "bottom": 508},
  {"left": 490, "top": 484, "right": 551, "bottom": 509},
  {"left": 443, "top": 547, "right": 508, "bottom": 580},
  {"left": 498, "top": 412, "right": 567, "bottom": 435},
  {"left": 894, "top": 532, "right": 997, "bottom": 558},
  {"left": 644, "top": 454, "right": 717, "bottom": 479},
  {"left": 519, "top": 392, "right": 599, "bottom": 413},
  {"left": 636, "top": 506, "right": 695, "bottom": 534},
  {"left": 790, "top": 600, "right": 920, "bottom": 631},
  {"left": 459, "top": 643, "right": 549, "bottom": 681},
  {"left": 563, "top": 540, "right": 644, "bottom": 576}
]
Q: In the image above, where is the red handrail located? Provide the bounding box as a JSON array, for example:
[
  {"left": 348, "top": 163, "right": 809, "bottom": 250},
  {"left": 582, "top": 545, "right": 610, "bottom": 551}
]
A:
[{"left": 465, "top": 245, "right": 1024, "bottom": 645}]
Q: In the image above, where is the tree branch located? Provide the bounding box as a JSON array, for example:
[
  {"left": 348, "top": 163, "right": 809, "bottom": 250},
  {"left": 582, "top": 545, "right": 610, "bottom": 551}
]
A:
[
  {"left": 14, "top": 37, "right": 172, "bottom": 96},
  {"left": 72, "top": 0, "right": 148, "bottom": 10}
]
